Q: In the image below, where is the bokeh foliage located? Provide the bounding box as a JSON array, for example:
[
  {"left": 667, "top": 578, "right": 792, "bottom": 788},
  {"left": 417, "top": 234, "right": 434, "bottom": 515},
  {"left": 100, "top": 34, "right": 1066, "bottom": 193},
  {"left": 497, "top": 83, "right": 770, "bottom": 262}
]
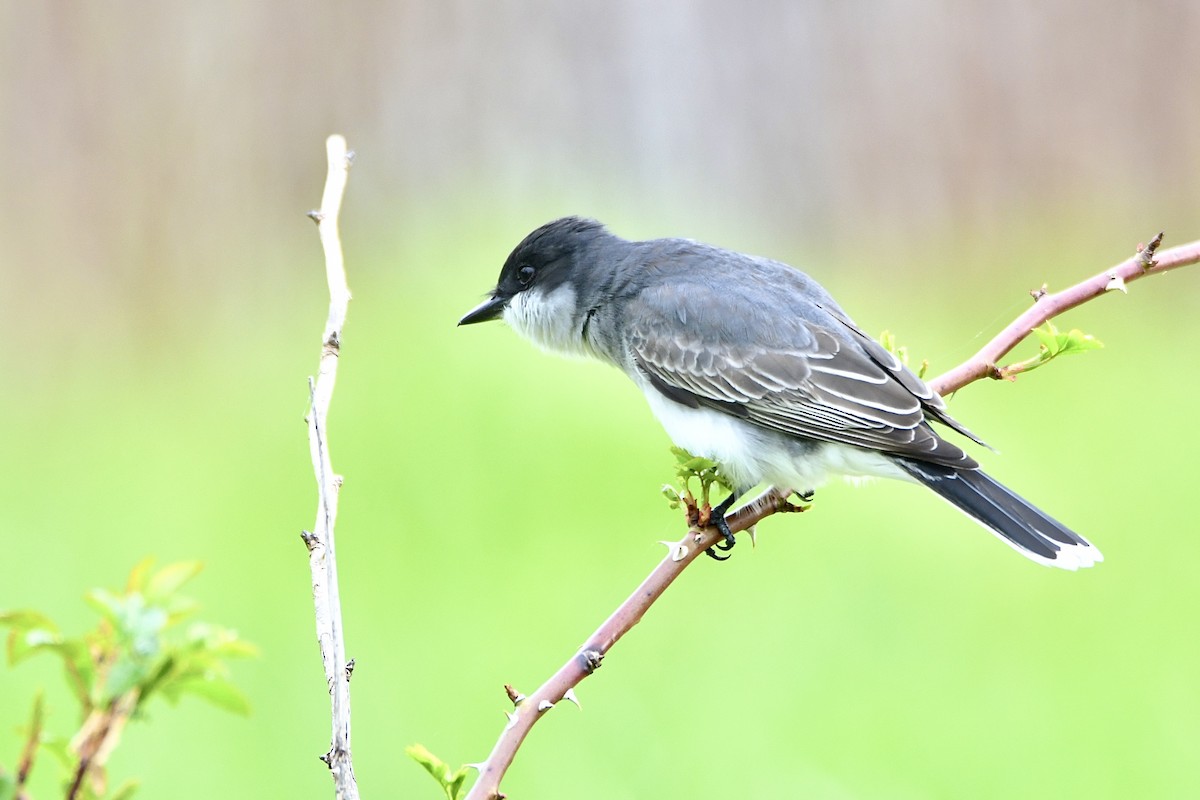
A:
[
  {"left": 3, "top": 3, "right": 1200, "bottom": 799},
  {"left": 1, "top": 561, "right": 255, "bottom": 798},
  {"left": 4, "top": 223, "right": 1199, "bottom": 799}
]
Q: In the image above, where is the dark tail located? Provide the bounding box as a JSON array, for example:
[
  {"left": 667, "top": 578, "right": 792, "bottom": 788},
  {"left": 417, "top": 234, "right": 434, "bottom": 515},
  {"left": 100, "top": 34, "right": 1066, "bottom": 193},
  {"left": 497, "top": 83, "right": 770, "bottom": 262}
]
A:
[{"left": 895, "top": 458, "right": 1102, "bottom": 570}]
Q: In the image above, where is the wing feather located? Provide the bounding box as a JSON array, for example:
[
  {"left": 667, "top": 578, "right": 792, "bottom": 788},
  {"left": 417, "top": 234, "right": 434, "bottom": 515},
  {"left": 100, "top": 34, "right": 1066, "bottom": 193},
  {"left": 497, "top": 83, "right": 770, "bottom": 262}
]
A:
[{"left": 626, "top": 285, "right": 977, "bottom": 468}]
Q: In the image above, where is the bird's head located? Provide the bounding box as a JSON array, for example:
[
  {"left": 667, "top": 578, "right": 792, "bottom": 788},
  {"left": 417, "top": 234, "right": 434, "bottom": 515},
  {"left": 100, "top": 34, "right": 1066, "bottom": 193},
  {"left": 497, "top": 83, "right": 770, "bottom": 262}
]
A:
[{"left": 459, "top": 217, "right": 612, "bottom": 358}]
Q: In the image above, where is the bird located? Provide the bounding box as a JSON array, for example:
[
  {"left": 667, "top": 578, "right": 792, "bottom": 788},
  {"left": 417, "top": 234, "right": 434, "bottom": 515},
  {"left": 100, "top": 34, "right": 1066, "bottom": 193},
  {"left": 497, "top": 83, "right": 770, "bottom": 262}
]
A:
[{"left": 459, "top": 217, "right": 1102, "bottom": 570}]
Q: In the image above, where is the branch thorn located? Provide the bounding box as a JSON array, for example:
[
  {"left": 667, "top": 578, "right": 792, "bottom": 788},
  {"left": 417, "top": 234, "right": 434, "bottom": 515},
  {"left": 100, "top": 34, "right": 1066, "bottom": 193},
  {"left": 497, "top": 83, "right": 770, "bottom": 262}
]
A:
[
  {"left": 659, "top": 540, "right": 688, "bottom": 561},
  {"left": 562, "top": 688, "right": 581, "bottom": 709},
  {"left": 537, "top": 700, "right": 554, "bottom": 712},
  {"left": 1105, "top": 272, "right": 1128, "bottom": 294},
  {"left": 307, "top": 210, "right": 324, "bottom": 224}
]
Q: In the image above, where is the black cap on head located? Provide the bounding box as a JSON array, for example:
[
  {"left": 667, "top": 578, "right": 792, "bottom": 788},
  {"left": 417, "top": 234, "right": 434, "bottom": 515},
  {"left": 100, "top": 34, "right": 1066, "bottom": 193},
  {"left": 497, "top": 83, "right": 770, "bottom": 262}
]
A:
[{"left": 458, "top": 217, "right": 608, "bottom": 326}]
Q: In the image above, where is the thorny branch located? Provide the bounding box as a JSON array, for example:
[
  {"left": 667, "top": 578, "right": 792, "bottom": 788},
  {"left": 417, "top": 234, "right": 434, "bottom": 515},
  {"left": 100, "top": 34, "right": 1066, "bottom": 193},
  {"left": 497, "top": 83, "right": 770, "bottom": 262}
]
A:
[
  {"left": 462, "top": 232, "right": 1200, "bottom": 800},
  {"left": 931, "top": 233, "right": 1199, "bottom": 393}
]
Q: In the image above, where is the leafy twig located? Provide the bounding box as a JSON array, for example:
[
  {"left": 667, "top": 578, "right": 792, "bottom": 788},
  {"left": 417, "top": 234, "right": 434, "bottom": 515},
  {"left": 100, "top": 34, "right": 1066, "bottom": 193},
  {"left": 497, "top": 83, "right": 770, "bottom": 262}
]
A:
[
  {"left": 994, "top": 321, "right": 1103, "bottom": 380},
  {"left": 0, "top": 560, "right": 254, "bottom": 799},
  {"left": 879, "top": 329, "right": 930, "bottom": 379},
  {"left": 932, "top": 232, "right": 1196, "bottom": 393}
]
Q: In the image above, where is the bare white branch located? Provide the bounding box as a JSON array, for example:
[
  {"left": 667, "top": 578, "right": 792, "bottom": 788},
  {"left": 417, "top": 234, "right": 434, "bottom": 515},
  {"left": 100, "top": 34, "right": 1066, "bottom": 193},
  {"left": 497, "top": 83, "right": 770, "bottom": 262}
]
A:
[{"left": 304, "top": 134, "right": 359, "bottom": 800}]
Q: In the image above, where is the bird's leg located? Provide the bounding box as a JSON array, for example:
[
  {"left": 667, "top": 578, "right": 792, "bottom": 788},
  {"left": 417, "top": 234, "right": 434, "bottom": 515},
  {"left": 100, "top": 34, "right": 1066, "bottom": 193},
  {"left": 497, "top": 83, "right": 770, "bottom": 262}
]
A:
[{"left": 704, "top": 491, "right": 740, "bottom": 561}]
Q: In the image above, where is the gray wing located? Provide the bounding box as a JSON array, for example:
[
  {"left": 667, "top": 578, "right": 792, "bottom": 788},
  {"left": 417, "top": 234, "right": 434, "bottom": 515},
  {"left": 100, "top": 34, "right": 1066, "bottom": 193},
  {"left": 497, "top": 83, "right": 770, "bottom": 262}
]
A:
[{"left": 626, "top": 283, "right": 981, "bottom": 468}]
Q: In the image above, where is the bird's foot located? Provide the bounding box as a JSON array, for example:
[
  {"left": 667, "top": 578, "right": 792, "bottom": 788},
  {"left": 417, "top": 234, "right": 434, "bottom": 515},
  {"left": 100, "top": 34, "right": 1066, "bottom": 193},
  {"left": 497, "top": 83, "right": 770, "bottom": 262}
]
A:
[
  {"left": 780, "top": 488, "right": 814, "bottom": 513},
  {"left": 703, "top": 492, "right": 740, "bottom": 561},
  {"left": 704, "top": 514, "right": 737, "bottom": 561}
]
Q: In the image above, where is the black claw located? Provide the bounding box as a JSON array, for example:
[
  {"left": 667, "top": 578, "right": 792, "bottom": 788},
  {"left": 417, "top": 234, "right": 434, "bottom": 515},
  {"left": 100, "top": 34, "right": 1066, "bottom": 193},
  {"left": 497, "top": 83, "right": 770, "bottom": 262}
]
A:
[
  {"left": 704, "top": 491, "right": 740, "bottom": 561},
  {"left": 704, "top": 546, "right": 731, "bottom": 561}
]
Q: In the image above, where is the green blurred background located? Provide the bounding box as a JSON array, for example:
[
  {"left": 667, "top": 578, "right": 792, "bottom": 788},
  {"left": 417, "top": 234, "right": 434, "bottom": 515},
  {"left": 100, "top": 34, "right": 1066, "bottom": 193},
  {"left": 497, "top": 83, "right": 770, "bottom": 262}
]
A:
[{"left": 3, "top": 3, "right": 1199, "bottom": 798}]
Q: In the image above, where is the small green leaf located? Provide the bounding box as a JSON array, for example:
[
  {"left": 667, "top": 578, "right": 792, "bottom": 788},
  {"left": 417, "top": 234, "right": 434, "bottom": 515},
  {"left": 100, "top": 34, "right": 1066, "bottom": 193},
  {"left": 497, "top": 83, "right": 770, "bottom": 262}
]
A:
[
  {"left": 407, "top": 744, "right": 453, "bottom": 788},
  {"left": 1057, "top": 328, "right": 1103, "bottom": 355},
  {"left": 445, "top": 767, "right": 471, "bottom": 800},
  {"left": 146, "top": 562, "right": 204, "bottom": 602},
  {"left": 164, "top": 595, "right": 201, "bottom": 624},
  {"left": 125, "top": 557, "right": 157, "bottom": 593},
  {"left": 104, "top": 656, "right": 149, "bottom": 701},
  {"left": 670, "top": 446, "right": 693, "bottom": 464},
  {"left": 1032, "top": 321, "right": 1060, "bottom": 353},
  {"left": 661, "top": 484, "right": 681, "bottom": 509},
  {"left": 0, "top": 609, "right": 60, "bottom": 634},
  {"left": 7, "top": 626, "right": 66, "bottom": 666},
  {"left": 63, "top": 638, "right": 98, "bottom": 702},
  {"left": 1012, "top": 322, "right": 1103, "bottom": 377},
  {"left": 879, "top": 330, "right": 918, "bottom": 368},
  {"left": 128, "top": 607, "right": 168, "bottom": 658},
  {"left": 2, "top": 609, "right": 62, "bottom": 665},
  {"left": 407, "top": 743, "right": 450, "bottom": 779},
  {"left": 1030, "top": 321, "right": 1101, "bottom": 357},
  {"left": 39, "top": 732, "right": 74, "bottom": 768},
  {"left": 406, "top": 744, "right": 473, "bottom": 798},
  {"left": 84, "top": 588, "right": 125, "bottom": 626},
  {"left": 136, "top": 654, "right": 178, "bottom": 704}
]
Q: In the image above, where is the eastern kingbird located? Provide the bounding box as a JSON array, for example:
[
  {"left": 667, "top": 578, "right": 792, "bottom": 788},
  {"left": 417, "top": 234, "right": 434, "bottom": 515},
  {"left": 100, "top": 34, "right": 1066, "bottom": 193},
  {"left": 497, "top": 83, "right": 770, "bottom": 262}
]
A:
[{"left": 459, "top": 217, "right": 1101, "bottom": 570}]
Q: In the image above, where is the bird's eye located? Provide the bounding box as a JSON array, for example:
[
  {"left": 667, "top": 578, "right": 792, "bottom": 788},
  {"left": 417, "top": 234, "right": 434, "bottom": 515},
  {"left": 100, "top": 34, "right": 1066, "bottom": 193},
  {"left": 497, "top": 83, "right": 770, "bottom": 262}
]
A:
[{"left": 517, "top": 265, "right": 536, "bottom": 286}]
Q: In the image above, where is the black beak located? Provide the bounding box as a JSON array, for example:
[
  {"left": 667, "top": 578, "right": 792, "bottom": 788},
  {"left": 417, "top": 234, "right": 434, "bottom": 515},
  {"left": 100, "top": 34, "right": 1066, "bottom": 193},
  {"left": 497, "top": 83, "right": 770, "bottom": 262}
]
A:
[{"left": 458, "top": 294, "right": 508, "bottom": 326}]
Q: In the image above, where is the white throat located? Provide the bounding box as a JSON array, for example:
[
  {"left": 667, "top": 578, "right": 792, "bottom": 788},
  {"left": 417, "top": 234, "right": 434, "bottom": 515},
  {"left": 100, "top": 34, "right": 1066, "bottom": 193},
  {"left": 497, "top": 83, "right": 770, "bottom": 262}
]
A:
[{"left": 503, "top": 285, "right": 593, "bottom": 360}]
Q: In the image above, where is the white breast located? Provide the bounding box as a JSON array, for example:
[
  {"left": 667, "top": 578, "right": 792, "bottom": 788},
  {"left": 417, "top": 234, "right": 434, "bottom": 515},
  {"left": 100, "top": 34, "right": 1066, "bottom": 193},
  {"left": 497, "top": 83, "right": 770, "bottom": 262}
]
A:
[{"left": 639, "top": 378, "right": 908, "bottom": 492}]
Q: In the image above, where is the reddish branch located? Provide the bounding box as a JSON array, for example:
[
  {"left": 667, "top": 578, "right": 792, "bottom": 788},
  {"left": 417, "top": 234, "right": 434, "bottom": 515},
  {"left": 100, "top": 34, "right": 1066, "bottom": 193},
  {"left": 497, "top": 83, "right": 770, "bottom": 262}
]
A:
[
  {"left": 932, "top": 233, "right": 1200, "bottom": 393},
  {"left": 466, "top": 489, "right": 793, "bottom": 799},
  {"left": 463, "top": 233, "right": 1200, "bottom": 800}
]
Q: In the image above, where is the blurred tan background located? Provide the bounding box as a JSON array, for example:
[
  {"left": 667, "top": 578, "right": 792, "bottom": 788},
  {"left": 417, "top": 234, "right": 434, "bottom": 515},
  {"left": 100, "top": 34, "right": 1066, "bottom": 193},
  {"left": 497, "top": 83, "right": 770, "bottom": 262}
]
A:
[{"left": 3, "top": 3, "right": 1199, "bottom": 799}]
